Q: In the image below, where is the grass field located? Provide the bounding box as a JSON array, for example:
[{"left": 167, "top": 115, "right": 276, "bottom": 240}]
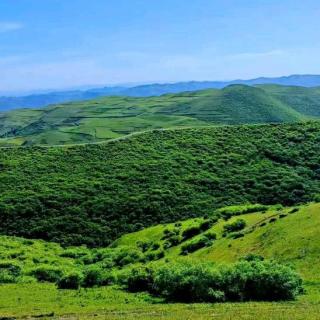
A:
[{"left": 0, "top": 283, "right": 320, "bottom": 319}]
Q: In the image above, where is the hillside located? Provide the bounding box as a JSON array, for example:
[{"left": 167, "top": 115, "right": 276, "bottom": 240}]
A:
[
  {"left": 2, "top": 74, "right": 320, "bottom": 111},
  {"left": 260, "top": 84, "right": 320, "bottom": 117},
  {"left": 1, "top": 203, "right": 319, "bottom": 283},
  {"left": 0, "top": 122, "right": 319, "bottom": 246},
  {"left": 115, "top": 202, "right": 320, "bottom": 282},
  {"left": 0, "top": 203, "right": 319, "bottom": 318},
  {"left": 0, "top": 85, "right": 310, "bottom": 146}
]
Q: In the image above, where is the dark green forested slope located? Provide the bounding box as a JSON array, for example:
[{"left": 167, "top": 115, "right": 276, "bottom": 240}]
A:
[
  {"left": 0, "top": 85, "right": 308, "bottom": 146},
  {"left": 0, "top": 122, "right": 319, "bottom": 246}
]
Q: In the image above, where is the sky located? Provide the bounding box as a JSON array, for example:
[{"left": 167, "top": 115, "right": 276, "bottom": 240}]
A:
[{"left": 0, "top": 0, "right": 320, "bottom": 93}]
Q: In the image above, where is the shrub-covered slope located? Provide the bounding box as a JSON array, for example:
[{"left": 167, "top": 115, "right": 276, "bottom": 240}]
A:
[
  {"left": 0, "top": 85, "right": 308, "bottom": 146},
  {"left": 117, "top": 203, "right": 320, "bottom": 282},
  {"left": 1, "top": 203, "right": 319, "bottom": 284},
  {"left": 0, "top": 122, "right": 319, "bottom": 246}
]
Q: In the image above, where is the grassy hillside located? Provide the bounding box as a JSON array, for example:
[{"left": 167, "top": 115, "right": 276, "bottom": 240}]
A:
[
  {"left": 0, "top": 85, "right": 309, "bottom": 146},
  {"left": 0, "top": 203, "right": 320, "bottom": 319},
  {"left": 0, "top": 122, "right": 319, "bottom": 246},
  {"left": 116, "top": 202, "right": 320, "bottom": 282},
  {"left": 260, "top": 84, "right": 320, "bottom": 118}
]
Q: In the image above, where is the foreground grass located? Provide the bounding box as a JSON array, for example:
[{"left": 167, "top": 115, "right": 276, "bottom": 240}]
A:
[{"left": 0, "top": 283, "right": 319, "bottom": 320}]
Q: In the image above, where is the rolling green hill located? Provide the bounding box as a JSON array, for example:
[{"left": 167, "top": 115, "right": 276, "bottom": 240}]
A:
[
  {"left": 0, "top": 202, "right": 320, "bottom": 319},
  {"left": 0, "top": 84, "right": 312, "bottom": 146},
  {"left": 0, "top": 122, "right": 319, "bottom": 246}
]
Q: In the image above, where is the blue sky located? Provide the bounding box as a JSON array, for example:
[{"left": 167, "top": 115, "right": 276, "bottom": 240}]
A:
[{"left": 0, "top": 0, "right": 320, "bottom": 93}]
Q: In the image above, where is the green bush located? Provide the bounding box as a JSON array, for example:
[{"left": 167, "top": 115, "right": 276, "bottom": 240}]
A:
[
  {"left": 112, "top": 248, "right": 143, "bottom": 267},
  {"left": 0, "top": 261, "right": 21, "bottom": 283},
  {"left": 145, "top": 250, "right": 165, "bottom": 261},
  {"left": 57, "top": 272, "right": 82, "bottom": 290},
  {"left": 124, "top": 260, "right": 303, "bottom": 303},
  {"left": 181, "top": 234, "right": 216, "bottom": 255},
  {"left": 223, "top": 219, "right": 246, "bottom": 236},
  {"left": 82, "top": 266, "right": 104, "bottom": 288},
  {"left": 30, "top": 265, "right": 63, "bottom": 283},
  {"left": 222, "top": 260, "right": 303, "bottom": 301},
  {"left": 125, "top": 266, "right": 155, "bottom": 293},
  {"left": 153, "top": 262, "right": 224, "bottom": 302},
  {"left": 199, "top": 220, "right": 214, "bottom": 231},
  {"left": 241, "top": 254, "right": 264, "bottom": 262},
  {"left": 182, "top": 226, "right": 201, "bottom": 240}
]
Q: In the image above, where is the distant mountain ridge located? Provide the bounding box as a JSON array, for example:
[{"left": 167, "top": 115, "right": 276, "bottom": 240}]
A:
[{"left": 1, "top": 74, "right": 320, "bottom": 111}]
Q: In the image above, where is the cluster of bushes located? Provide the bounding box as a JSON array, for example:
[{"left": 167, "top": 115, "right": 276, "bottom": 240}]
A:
[
  {"left": 218, "top": 205, "right": 268, "bottom": 220},
  {"left": 0, "top": 261, "right": 21, "bottom": 283},
  {"left": 222, "top": 219, "right": 247, "bottom": 237},
  {"left": 123, "top": 258, "right": 304, "bottom": 302},
  {"left": 181, "top": 232, "right": 217, "bottom": 255},
  {"left": 162, "top": 228, "right": 182, "bottom": 249}
]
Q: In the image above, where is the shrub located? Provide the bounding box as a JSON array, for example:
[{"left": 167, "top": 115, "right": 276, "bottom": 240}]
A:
[
  {"left": 241, "top": 254, "right": 264, "bottom": 262},
  {"left": 0, "top": 261, "right": 21, "bottom": 283},
  {"left": 223, "top": 219, "right": 246, "bottom": 236},
  {"left": 60, "top": 249, "right": 88, "bottom": 259},
  {"left": 136, "top": 241, "right": 152, "bottom": 253},
  {"left": 125, "top": 266, "right": 155, "bottom": 293},
  {"left": 182, "top": 225, "right": 201, "bottom": 240},
  {"left": 151, "top": 243, "right": 161, "bottom": 251},
  {"left": 153, "top": 262, "right": 225, "bottom": 302},
  {"left": 204, "top": 232, "right": 217, "bottom": 241},
  {"left": 219, "top": 205, "right": 268, "bottom": 220},
  {"left": 222, "top": 260, "right": 303, "bottom": 301},
  {"left": 112, "top": 248, "right": 143, "bottom": 267},
  {"left": 199, "top": 220, "right": 213, "bottom": 231},
  {"left": 145, "top": 250, "right": 165, "bottom": 261},
  {"left": 57, "top": 272, "right": 82, "bottom": 290},
  {"left": 30, "top": 266, "right": 63, "bottom": 283},
  {"left": 181, "top": 234, "right": 216, "bottom": 255},
  {"left": 125, "top": 260, "right": 303, "bottom": 303},
  {"left": 82, "top": 266, "right": 104, "bottom": 288},
  {"left": 163, "top": 235, "right": 181, "bottom": 249},
  {"left": 228, "top": 231, "right": 245, "bottom": 239}
]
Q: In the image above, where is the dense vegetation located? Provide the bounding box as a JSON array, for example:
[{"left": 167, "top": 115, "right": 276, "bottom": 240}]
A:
[
  {"left": 0, "top": 122, "right": 320, "bottom": 246},
  {"left": 124, "top": 259, "right": 303, "bottom": 302},
  {"left": 2, "top": 84, "right": 319, "bottom": 146}
]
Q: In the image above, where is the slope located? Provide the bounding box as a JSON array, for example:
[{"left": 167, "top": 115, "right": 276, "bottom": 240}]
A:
[
  {"left": 115, "top": 202, "right": 320, "bottom": 282},
  {"left": 0, "top": 122, "right": 319, "bottom": 246},
  {"left": 260, "top": 84, "right": 320, "bottom": 117}
]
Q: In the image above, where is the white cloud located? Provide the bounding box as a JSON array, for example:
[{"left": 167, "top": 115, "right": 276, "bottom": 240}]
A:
[
  {"left": 227, "top": 50, "right": 286, "bottom": 60},
  {"left": 0, "top": 22, "right": 23, "bottom": 33}
]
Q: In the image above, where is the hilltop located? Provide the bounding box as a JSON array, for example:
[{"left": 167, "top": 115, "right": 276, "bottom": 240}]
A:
[
  {"left": 0, "top": 122, "right": 319, "bottom": 246},
  {"left": 0, "top": 84, "right": 317, "bottom": 146}
]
